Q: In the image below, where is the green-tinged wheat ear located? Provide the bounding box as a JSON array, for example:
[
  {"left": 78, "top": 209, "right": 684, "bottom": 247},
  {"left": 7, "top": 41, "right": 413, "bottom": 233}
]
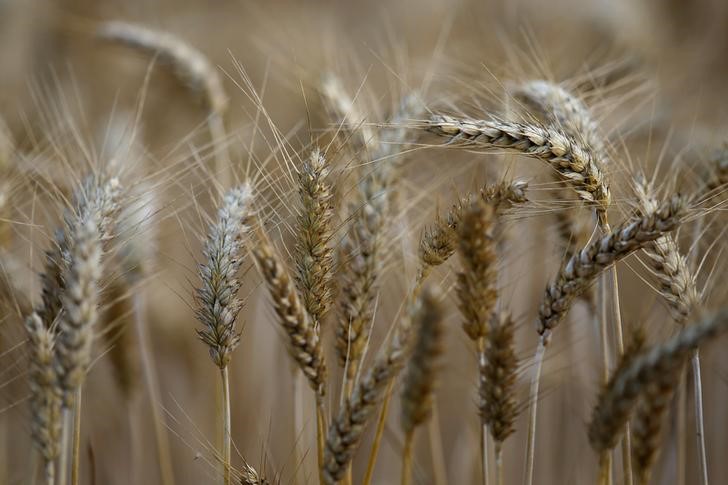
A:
[
  {"left": 253, "top": 233, "right": 327, "bottom": 400},
  {"left": 195, "top": 185, "right": 253, "bottom": 369},
  {"left": 294, "top": 148, "right": 336, "bottom": 330},
  {"left": 588, "top": 309, "right": 728, "bottom": 454}
]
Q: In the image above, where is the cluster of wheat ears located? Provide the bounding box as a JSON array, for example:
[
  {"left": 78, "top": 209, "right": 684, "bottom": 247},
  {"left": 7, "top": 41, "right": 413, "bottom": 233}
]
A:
[{"left": 3, "top": 18, "right": 728, "bottom": 485}]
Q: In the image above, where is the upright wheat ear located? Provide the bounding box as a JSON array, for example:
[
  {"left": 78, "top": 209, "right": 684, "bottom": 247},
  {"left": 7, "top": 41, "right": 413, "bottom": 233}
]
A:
[
  {"left": 456, "top": 200, "right": 498, "bottom": 341},
  {"left": 336, "top": 91, "right": 425, "bottom": 391},
  {"left": 324, "top": 291, "right": 420, "bottom": 484},
  {"left": 26, "top": 313, "right": 62, "bottom": 484},
  {"left": 294, "top": 149, "right": 335, "bottom": 329},
  {"left": 54, "top": 176, "right": 123, "bottom": 406},
  {"left": 253, "top": 234, "right": 327, "bottom": 400},
  {"left": 195, "top": 184, "right": 253, "bottom": 485},
  {"left": 399, "top": 288, "right": 444, "bottom": 485},
  {"left": 195, "top": 185, "right": 253, "bottom": 369}
]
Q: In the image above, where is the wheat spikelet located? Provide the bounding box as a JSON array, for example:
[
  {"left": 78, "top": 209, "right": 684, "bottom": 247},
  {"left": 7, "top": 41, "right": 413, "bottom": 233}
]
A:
[
  {"left": 539, "top": 195, "right": 686, "bottom": 338},
  {"left": 294, "top": 149, "right": 335, "bottom": 329},
  {"left": 588, "top": 308, "right": 728, "bottom": 454},
  {"left": 324, "top": 292, "right": 420, "bottom": 484},
  {"left": 253, "top": 235, "right": 327, "bottom": 400},
  {"left": 426, "top": 114, "right": 611, "bottom": 212},
  {"left": 195, "top": 185, "right": 253, "bottom": 369},
  {"left": 98, "top": 21, "right": 227, "bottom": 115},
  {"left": 456, "top": 200, "right": 497, "bottom": 341},
  {"left": 480, "top": 312, "right": 518, "bottom": 446},
  {"left": 25, "top": 313, "right": 62, "bottom": 475},
  {"left": 419, "top": 179, "right": 528, "bottom": 272},
  {"left": 400, "top": 287, "right": 444, "bottom": 436}
]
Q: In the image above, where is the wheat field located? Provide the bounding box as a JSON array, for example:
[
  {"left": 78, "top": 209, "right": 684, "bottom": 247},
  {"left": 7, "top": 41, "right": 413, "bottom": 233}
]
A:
[{"left": 2, "top": 1, "right": 728, "bottom": 484}]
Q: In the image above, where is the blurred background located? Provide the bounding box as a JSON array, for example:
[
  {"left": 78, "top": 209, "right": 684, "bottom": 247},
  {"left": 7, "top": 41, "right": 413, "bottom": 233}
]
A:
[{"left": 2, "top": 0, "right": 728, "bottom": 484}]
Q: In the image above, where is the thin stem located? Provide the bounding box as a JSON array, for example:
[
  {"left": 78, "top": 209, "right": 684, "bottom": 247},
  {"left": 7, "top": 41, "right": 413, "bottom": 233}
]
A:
[
  {"left": 692, "top": 350, "right": 709, "bottom": 485},
  {"left": 495, "top": 443, "right": 504, "bottom": 485},
  {"left": 221, "top": 367, "right": 231, "bottom": 485},
  {"left": 598, "top": 452, "right": 612, "bottom": 485},
  {"left": 132, "top": 293, "right": 175, "bottom": 485},
  {"left": 481, "top": 423, "right": 489, "bottom": 485},
  {"left": 71, "top": 388, "right": 82, "bottom": 485},
  {"left": 208, "top": 113, "right": 230, "bottom": 190},
  {"left": 608, "top": 264, "right": 633, "bottom": 485},
  {"left": 478, "top": 338, "right": 489, "bottom": 485},
  {"left": 292, "top": 368, "right": 303, "bottom": 485},
  {"left": 362, "top": 380, "right": 395, "bottom": 485},
  {"left": 427, "top": 399, "right": 448, "bottom": 485},
  {"left": 316, "top": 400, "right": 326, "bottom": 485},
  {"left": 401, "top": 430, "right": 414, "bottom": 485},
  {"left": 524, "top": 336, "right": 546, "bottom": 485},
  {"left": 677, "top": 368, "right": 687, "bottom": 485},
  {"left": 58, "top": 408, "right": 71, "bottom": 485},
  {"left": 45, "top": 459, "right": 56, "bottom": 485}
]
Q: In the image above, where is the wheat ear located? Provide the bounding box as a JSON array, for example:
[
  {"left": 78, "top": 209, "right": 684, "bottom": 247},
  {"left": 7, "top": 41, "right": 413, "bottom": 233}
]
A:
[
  {"left": 588, "top": 308, "right": 728, "bottom": 479},
  {"left": 524, "top": 195, "right": 685, "bottom": 485},
  {"left": 426, "top": 115, "right": 611, "bottom": 213},
  {"left": 195, "top": 184, "right": 253, "bottom": 485},
  {"left": 253, "top": 230, "right": 328, "bottom": 483},
  {"left": 26, "top": 313, "right": 62, "bottom": 485},
  {"left": 399, "top": 288, "right": 444, "bottom": 485},
  {"left": 337, "top": 93, "right": 424, "bottom": 395},
  {"left": 480, "top": 312, "right": 518, "bottom": 485},
  {"left": 454, "top": 199, "right": 499, "bottom": 485},
  {"left": 98, "top": 21, "right": 230, "bottom": 187},
  {"left": 294, "top": 148, "right": 336, "bottom": 329},
  {"left": 419, "top": 179, "right": 528, "bottom": 277},
  {"left": 323, "top": 291, "right": 421, "bottom": 484}
]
